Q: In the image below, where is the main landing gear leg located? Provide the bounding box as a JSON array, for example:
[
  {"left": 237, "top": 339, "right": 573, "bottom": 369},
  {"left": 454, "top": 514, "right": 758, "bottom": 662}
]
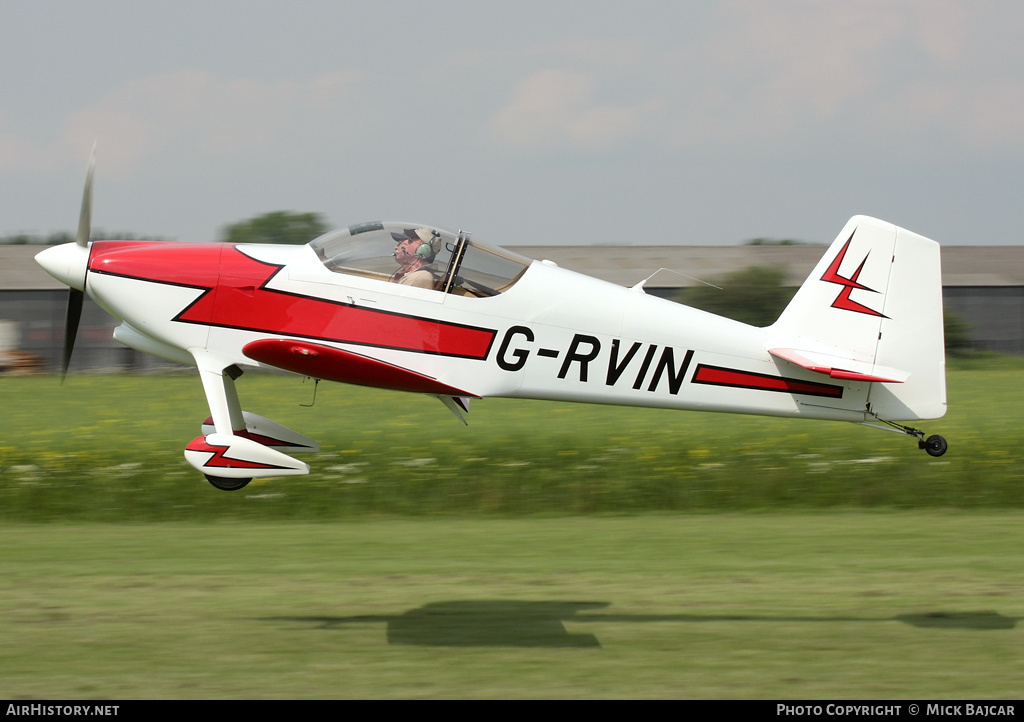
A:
[
  {"left": 194, "top": 357, "right": 252, "bottom": 491},
  {"left": 185, "top": 350, "right": 310, "bottom": 491}
]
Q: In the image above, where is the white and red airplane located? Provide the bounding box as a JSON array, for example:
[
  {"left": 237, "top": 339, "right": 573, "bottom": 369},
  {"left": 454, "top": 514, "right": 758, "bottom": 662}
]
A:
[{"left": 36, "top": 154, "right": 947, "bottom": 490}]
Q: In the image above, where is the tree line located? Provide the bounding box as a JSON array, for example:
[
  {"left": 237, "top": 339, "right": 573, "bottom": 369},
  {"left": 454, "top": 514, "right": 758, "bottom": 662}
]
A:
[{"left": 1, "top": 211, "right": 330, "bottom": 246}]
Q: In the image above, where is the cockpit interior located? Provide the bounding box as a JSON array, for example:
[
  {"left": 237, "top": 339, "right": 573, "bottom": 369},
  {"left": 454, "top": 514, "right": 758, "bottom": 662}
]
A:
[{"left": 309, "top": 222, "right": 532, "bottom": 298}]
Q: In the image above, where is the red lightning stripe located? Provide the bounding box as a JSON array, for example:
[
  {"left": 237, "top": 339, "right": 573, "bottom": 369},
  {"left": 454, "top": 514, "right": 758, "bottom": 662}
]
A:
[
  {"left": 185, "top": 436, "right": 288, "bottom": 470},
  {"left": 820, "top": 235, "right": 888, "bottom": 318},
  {"left": 88, "top": 241, "right": 496, "bottom": 359}
]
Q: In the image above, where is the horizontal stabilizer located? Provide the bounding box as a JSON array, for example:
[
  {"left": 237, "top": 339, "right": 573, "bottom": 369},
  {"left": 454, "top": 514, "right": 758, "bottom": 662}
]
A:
[
  {"left": 769, "top": 348, "right": 909, "bottom": 384},
  {"left": 242, "top": 338, "right": 479, "bottom": 397}
]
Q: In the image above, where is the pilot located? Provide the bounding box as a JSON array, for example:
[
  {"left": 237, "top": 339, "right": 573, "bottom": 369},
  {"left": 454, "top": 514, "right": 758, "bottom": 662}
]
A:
[{"left": 391, "top": 228, "right": 441, "bottom": 289}]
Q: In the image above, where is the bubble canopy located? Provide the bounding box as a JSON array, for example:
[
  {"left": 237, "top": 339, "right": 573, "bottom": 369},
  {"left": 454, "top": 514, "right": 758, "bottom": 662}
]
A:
[{"left": 308, "top": 221, "right": 533, "bottom": 297}]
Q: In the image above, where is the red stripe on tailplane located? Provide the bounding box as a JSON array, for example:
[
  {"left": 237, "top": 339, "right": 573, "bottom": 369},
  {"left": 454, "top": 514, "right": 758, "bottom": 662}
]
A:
[
  {"left": 88, "top": 242, "right": 496, "bottom": 359},
  {"left": 243, "top": 339, "right": 480, "bottom": 397},
  {"left": 691, "top": 364, "right": 844, "bottom": 399}
]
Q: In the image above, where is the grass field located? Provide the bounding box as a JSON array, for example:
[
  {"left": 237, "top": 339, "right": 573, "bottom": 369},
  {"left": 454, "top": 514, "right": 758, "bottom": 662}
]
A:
[
  {"left": 0, "top": 514, "right": 1022, "bottom": 699},
  {"left": 1, "top": 363, "right": 1023, "bottom": 517},
  {"left": 1, "top": 365, "right": 1023, "bottom": 698}
]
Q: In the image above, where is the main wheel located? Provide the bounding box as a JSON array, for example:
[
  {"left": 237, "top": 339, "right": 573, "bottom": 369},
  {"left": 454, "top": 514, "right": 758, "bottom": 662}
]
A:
[
  {"left": 923, "top": 435, "right": 948, "bottom": 457},
  {"left": 204, "top": 474, "right": 251, "bottom": 491}
]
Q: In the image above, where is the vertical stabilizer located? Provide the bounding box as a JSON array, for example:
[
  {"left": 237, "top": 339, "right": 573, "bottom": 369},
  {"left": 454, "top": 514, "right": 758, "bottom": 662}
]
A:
[{"left": 766, "top": 216, "right": 946, "bottom": 421}]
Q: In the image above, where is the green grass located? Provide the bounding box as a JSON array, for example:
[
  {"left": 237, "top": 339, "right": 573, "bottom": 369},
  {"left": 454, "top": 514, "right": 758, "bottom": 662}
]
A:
[
  {"left": 2, "top": 367, "right": 1022, "bottom": 698},
  {"left": 1, "top": 365, "right": 1023, "bottom": 519},
  {"left": 0, "top": 515, "right": 1021, "bottom": 699}
]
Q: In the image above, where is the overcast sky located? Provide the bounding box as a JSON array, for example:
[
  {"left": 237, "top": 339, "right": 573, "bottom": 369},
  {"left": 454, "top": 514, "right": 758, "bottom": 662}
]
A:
[{"left": 2, "top": 1, "right": 1023, "bottom": 247}]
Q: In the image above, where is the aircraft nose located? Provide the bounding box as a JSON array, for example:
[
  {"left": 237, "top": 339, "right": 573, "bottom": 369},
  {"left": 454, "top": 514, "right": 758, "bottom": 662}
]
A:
[{"left": 35, "top": 242, "right": 90, "bottom": 291}]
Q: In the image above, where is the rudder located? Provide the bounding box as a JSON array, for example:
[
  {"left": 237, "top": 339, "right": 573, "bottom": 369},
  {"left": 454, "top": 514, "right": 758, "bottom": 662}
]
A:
[{"left": 868, "top": 225, "right": 946, "bottom": 420}]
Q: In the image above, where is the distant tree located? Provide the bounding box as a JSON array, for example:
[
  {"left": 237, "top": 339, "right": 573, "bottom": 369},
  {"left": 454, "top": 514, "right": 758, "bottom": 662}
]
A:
[
  {"left": 0, "top": 234, "right": 38, "bottom": 245},
  {"left": 0, "top": 230, "right": 153, "bottom": 244},
  {"left": 46, "top": 232, "right": 74, "bottom": 245},
  {"left": 744, "top": 238, "right": 807, "bottom": 246},
  {"left": 219, "top": 211, "right": 330, "bottom": 245},
  {"left": 944, "top": 309, "right": 972, "bottom": 356},
  {"left": 677, "top": 266, "right": 795, "bottom": 327}
]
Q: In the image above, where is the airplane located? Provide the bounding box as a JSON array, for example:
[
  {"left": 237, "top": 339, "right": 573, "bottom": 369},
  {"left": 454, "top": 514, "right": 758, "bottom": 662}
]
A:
[{"left": 36, "top": 152, "right": 948, "bottom": 491}]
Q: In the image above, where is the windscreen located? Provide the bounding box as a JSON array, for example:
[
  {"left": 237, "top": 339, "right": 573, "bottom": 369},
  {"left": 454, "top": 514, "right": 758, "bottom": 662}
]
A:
[{"left": 309, "top": 222, "right": 531, "bottom": 297}]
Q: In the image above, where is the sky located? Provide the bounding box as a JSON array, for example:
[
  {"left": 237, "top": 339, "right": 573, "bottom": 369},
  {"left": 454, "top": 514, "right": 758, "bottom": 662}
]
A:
[{"left": 2, "top": 1, "right": 1024, "bottom": 247}]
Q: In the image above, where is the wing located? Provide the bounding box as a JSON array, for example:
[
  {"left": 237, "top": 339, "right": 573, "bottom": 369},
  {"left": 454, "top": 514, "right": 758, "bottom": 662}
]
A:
[{"left": 242, "top": 338, "right": 480, "bottom": 397}]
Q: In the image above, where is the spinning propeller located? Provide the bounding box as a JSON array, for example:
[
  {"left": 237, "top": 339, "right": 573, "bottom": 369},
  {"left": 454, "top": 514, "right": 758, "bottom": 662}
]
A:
[{"left": 35, "top": 145, "right": 95, "bottom": 381}]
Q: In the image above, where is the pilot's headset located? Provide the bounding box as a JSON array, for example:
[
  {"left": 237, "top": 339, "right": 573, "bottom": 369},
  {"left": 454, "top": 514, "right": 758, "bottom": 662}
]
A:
[{"left": 411, "top": 228, "right": 441, "bottom": 261}]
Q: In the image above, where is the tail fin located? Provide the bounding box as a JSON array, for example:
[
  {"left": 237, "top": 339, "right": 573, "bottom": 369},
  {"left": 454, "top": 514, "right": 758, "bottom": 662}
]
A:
[{"left": 766, "top": 216, "right": 946, "bottom": 421}]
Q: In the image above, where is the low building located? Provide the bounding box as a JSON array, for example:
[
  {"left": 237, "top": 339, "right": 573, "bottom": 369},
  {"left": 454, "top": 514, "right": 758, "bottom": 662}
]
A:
[{"left": 2, "top": 242, "right": 1022, "bottom": 373}]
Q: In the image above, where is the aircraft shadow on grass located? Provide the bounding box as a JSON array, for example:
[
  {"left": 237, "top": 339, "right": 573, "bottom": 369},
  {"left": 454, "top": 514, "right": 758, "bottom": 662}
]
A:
[{"left": 261, "top": 602, "right": 1018, "bottom": 648}]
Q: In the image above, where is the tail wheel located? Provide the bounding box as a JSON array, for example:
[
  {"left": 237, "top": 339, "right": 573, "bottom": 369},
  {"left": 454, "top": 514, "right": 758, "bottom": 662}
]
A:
[
  {"left": 923, "top": 435, "right": 948, "bottom": 457},
  {"left": 204, "top": 474, "right": 251, "bottom": 491}
]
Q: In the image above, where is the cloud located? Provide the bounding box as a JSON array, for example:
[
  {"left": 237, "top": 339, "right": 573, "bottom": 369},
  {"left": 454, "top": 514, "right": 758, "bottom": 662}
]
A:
[
  {"left": 659, "top": 1, "right": 1024, "bottom": 157},
  {"left": 482, "top": 2, "right": 1024, "bottom": 159},
  {"left": 651, "top": 3, "right": 908, "bottom": 149},
  {"left": 6, "top": 69, "right": 362, "bottom": 178},
  {"left": 489, "top": 68, "right": 661, "bottom": 150},
  {"left": 959, "top": 80, "right": 1024, "bottom": 151}
]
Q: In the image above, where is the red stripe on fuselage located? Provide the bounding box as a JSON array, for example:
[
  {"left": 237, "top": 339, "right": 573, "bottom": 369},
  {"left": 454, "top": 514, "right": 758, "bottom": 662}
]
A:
[
  {"left": 88, "top": 241, "right": 496, "bottom": 359},
  {"left": 692, "top": 364, "right": 844, "bottom": 399}
]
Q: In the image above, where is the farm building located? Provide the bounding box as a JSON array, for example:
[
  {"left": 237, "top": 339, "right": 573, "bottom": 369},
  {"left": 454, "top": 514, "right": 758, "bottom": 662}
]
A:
[{"left": 2, "top": 242, "right": 1022, "bottom": 373}]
